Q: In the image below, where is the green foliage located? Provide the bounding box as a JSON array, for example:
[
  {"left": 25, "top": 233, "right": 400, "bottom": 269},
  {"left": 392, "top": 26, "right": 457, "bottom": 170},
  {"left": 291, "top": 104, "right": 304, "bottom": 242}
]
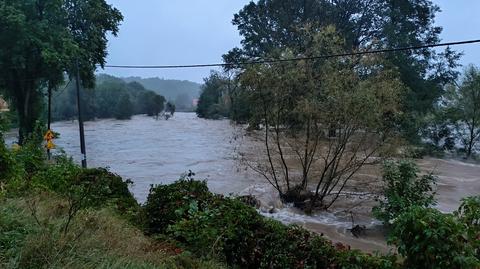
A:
[
  {"left": 226, "top": 0, "right": 460, "bottom": 143},
  {"left": 373, "top": 160, "right": 436, "bottom": 224},
  {"left": 0, "top": 136, "right": 16, "bottom": 184},
  {"left": 123, "top": 77, "right": 202, "bottom": 112},
  {"left": 169, "top": 197, "right": 264, "bottom": 261},
  {"left": 196, "top": 72, "right": 231, "bottom": 120},
  {"left": 0, "top": 197, "right": 225, "bottom": 269},
  {"left": 455, "top": 196, "right": 480, "bottom": 259},
  {"left": 442, "top": 65, "right": 480, "bottom": 158},
  {"left": 53, "top": 74, "right": 166, "bottom": 121},
  {"left": 389, "top": 207, "right": 480, "bottom": 269},
  {"left": 32, "top": 163, "right": 139, "bottom": 219},
  {"left": 114, "top": 94, "right": 134, "bottom": 120},
  {"left": 420, "top": 109, "right": 456, "bottom": 155},
  {"left": 146, "top": 179, "right": 399, "bottom": 268},
  {"left": 237, "top": 27, "right": 405, "bottom": 209},
  {"left": 144, "top": 177, "right": 213, "bottom": 235},
  {"left": 0, "top": 0, "right": 123, "bottom": 143},
  {"left": 165, "top": 102, "right": 176, "bottom": 116}
]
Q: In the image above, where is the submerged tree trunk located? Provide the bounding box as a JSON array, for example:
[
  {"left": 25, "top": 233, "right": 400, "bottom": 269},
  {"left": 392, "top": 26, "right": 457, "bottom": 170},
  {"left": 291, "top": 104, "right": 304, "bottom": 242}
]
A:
[{"left": 466, "top": 119, "right": 477, "bottom": 159}]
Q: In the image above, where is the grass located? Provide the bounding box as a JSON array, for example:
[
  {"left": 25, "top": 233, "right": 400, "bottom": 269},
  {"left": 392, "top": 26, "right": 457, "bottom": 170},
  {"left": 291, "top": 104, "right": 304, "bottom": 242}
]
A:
[{"left": 0, "top": 193, "right": 226, "bottom": 269}]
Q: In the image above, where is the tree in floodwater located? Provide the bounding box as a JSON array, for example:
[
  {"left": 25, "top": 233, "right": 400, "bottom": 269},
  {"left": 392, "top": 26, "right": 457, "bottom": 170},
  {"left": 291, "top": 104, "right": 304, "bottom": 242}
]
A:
[
  {"left": 166, "top": 102, "right": 176, "bottom": 116},
  {"left": 239, "top": 27, "right": 404, "bottom": 211},
  {"left": 114, "top": 94, "right": 133, "bottom": 120},
  {"left": 151, "top": 95, "right": 166, "bottom": 119},
  {"left": 0, "top": 0, "right": 122, "bottom": 144},
  {"left": 443, "top": 65, "right": 480, "bottom": 158},
  {"left": 196, "top": 72, "right": 231, "bottom": 120},
  {"left": 225, "top": 0, "right": 460, "bottom": 143}
]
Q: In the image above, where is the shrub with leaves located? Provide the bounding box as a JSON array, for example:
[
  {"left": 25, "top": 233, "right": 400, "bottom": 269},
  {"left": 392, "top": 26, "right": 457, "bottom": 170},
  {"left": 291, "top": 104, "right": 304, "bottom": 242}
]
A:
[
  {"left": 147, "top": 179, "right": 399, "bottom": 268},
  {"left": 144, "top": 177, "right": 214, "bottom": 235},
  {"left": 30, "top": 160, "right": 139, "bottom": 231},
  {"left": 390, "top": 206, "right": 479, "bottom": 269},
  {"left": 455, "top": 196, "right": 480, "bottom": 259},
  {"left": 373, "top": 160, "right": 437, "bottom": 224}
]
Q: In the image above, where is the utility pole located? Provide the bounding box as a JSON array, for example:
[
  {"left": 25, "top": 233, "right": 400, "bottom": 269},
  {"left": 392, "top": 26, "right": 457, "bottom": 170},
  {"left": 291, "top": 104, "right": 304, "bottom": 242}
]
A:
[{"left": 75, "top": 60, "right": 87, "bottom": 168}]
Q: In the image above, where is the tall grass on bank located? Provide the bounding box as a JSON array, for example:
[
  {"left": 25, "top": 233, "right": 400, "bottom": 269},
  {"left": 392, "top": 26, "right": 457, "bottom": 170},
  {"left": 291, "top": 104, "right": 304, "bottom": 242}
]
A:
[{"left": 0, "top": 194, "right": 225, "bottom": 269}]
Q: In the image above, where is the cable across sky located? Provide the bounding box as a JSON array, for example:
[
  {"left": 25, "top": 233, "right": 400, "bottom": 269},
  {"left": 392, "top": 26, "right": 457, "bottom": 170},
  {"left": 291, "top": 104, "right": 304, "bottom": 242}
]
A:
[{"left": 103, "top": 39, "right": 480, "bottom": 70}]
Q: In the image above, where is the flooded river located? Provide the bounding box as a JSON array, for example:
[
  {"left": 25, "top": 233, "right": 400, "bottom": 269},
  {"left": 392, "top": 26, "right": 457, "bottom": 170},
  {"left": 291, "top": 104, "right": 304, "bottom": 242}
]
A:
[{"left": 5, "top": 113, "right": 480, "bottom": 253}]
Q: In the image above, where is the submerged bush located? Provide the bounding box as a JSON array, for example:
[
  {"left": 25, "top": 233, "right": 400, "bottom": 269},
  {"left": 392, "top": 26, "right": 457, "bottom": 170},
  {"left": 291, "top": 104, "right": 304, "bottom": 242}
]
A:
[
  {"left": 390, "top": 206, "right": 479, "bottom": 269},
  {"left": 373, "top": 160, "right": 436, "bottom": 224}
]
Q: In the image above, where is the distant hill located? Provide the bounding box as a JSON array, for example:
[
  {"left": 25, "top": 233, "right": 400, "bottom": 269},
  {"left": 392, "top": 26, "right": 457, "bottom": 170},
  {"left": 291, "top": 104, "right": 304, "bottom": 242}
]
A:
[{"left": 121, "top": 76, "right": 202, "bottom": 111}]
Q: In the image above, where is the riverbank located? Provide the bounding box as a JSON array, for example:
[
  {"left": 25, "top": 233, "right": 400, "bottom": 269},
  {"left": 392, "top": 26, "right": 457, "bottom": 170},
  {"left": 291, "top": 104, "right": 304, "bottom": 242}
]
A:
[
  {"left": 2, "top": 123, "right": 479, "bottom": 268},
  {"left": 0, "top": 195, "right": 225, "bottom": 269},
  {"left": 5, "top": 113, "right": 480, "bottom": 254},
  {"left": 0, "top": 147, "right": 397, "bottom": 268}
]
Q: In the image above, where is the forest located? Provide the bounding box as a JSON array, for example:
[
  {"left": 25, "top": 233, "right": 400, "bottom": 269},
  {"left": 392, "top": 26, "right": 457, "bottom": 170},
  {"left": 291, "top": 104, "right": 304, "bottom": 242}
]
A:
[
  {"left": 197, "top": 0, "right": 480, "bottom": 160},
  {"left": 123, "top": 77, "right": 201, "bottom": 112},
  {"left": 51, "top": 74, "right": 171, "bottom": 121}
]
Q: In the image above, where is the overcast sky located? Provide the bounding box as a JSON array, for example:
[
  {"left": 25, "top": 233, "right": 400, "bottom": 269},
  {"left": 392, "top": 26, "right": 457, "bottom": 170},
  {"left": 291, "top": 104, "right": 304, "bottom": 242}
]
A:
[{"left": 102, "top": 0, "right": 480, "bottom": 83}]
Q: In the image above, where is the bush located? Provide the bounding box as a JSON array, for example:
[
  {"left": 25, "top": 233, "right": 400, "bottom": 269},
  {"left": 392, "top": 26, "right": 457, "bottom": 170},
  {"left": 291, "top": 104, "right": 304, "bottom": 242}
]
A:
[
  {"left": 30, "top": 155, "right": 81, "bottom": 192},
  {"left": 169, "top": 197, "right": 265, "bottom": 265},
  {"left": 373, "top": 160, "right": 436, "bottom": 224},
  {"left": 0, "top": 196, "right": 226, "bottom": 269},
  {"left": 30, "top": 160, "right": 139, "bottom": 225},
  {"left": 146, "top": 179, "right": 399, "bottom": 268},
  {"left": 389, "top": 207, "right": 479, "bottom": 269},
  {"left": 68, "top": 168, "right": 138, "bottom": 213},
  {"left": 455, "top": 196, "right": 480, "bottom": 259},
  {"left": 144, "top": 177, "right": 213, "bottom": 235}
]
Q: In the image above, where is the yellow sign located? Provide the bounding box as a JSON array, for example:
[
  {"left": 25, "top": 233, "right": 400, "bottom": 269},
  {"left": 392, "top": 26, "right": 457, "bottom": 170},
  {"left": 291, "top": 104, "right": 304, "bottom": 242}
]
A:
[
  {"left": 46, "top": 140, "right": 56, "bottom": 150},
  {"left": 44, "top": 129, "right": 56, "bottom": 150},
  {"left": 44, "top": 130, "right": 54, "bottom": 141}
]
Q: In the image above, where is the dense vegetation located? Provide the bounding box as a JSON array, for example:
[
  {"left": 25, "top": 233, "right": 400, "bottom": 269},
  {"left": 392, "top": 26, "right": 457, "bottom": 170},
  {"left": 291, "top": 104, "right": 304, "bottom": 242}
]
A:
[
  {"left": 123, "top": 77, "right": 202, "bottom": 112},
  {"left": 0, "top": 126, "right": 478, "bottom": 268},
  {"left": 1, "top": 0, "right": 479, "bottom": 268},
  {"left": 52, "top": 74, "right": 166, "bottom": 121},
  {"left": 197, "top": 0, "right": 480, "bottom": 158},
  {"left": 0, "top": 0, "right": 123, "bottom": 144}
]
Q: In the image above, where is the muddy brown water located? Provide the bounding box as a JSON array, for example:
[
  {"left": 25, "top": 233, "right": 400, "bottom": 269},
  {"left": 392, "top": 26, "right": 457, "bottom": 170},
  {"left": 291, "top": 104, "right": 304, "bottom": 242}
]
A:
[{"left": 5, "top": 113, "right": 480, "bottom": 253}]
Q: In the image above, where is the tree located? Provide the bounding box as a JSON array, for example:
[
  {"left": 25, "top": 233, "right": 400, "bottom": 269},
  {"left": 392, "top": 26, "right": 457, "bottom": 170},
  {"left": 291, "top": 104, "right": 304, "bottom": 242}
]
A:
[
  {"left": 52, "top": 74, "right": 167, "bottom": 122},
  {"left": 196, "top": 72, "right": 230, "bottom": 119},
  {"left": 443, "top": 66, "right": 480, "bottom": 158},
  {"left": 113, "top": 94, "right": 133, "bottom": 120},
  {"left": 239, "top": 27, "right": 404, "bottom": 211},
  {"left": 150, "top": 94, "right": 165, "bottom": 119},
  {"left": 0, "top": 0, "right": 122, "bottom": 144},
  {"left": 165, "top": 102, "right": 176, "bottom": 116},
  {"left": 225, "top": 0, "right": 460, "bottom": 142}
]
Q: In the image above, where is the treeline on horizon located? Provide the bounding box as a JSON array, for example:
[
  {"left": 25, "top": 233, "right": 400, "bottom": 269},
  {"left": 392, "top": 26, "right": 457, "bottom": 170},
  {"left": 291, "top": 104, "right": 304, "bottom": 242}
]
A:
[
  {"left": 123, "top": 77, "right": 202, "bottom": 112},
  {"left": 52, "top": 74, "right": 168, "bottom": 122}
]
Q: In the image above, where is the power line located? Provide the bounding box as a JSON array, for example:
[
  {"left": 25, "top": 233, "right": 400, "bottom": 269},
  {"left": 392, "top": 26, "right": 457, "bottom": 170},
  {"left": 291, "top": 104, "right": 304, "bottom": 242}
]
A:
[
  {"left": 103, "top": 39, "right": 480, "bottom": 69},
  {"left": 53, "top": 79, "right": 72, "bottom": 99}
]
